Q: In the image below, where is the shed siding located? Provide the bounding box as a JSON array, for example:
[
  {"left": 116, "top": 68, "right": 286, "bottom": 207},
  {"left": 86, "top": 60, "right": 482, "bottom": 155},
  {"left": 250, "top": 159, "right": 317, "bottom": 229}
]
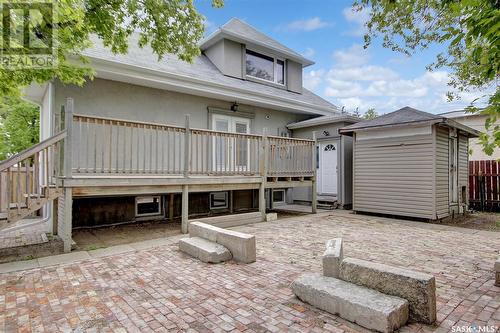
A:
[
  {"left": 458, "top": 134, "right": 469, "bottom": 206},
  {"left": 353, "top": 133, "right": 435, "bottom": 219},
  {"left": 435, "top": 126, "right": 449, "bottom": 218}
]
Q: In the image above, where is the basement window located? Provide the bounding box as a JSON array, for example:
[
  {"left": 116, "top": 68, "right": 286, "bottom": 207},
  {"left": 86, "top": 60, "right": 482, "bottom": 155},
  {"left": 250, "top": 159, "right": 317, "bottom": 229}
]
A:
[
  {"left": 135, "top": 196, "right": 161, "bottom": 217},
  {"left": 272, "top": 189, "right": 286, "bottom": 205},
  {"left": 210, "top": 192, "right": 228, "bottom": 209}
]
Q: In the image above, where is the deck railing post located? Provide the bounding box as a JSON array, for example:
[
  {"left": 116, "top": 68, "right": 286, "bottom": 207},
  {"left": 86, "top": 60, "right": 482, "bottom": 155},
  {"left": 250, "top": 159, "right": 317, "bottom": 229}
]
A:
[
  {"left": 184, "top": 115, "right": 191, "bottom": 177},
  {"left": 259, "top": 129, "right": 268, "bottom": 221},
  {"left": 311, "top": 131, "right": 318, "bottom": 214},
  {"left": 61, "top": 97, "right": 74, "bottom": 252}
]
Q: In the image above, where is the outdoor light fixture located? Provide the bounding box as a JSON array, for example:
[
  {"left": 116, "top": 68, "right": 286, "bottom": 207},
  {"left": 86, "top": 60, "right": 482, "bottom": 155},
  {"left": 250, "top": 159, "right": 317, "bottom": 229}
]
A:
[
  {"left": 323, "top": 130, "right": 330, "bottom": 136},
  {"left": 231, "top": 102, "right": 239, "bottom": 112}
]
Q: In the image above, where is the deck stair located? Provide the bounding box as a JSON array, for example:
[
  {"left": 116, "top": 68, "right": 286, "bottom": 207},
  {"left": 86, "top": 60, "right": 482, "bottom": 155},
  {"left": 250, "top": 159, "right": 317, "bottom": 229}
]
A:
[{"left": 0, "top": 131, "right": 66, "bottom": 230}]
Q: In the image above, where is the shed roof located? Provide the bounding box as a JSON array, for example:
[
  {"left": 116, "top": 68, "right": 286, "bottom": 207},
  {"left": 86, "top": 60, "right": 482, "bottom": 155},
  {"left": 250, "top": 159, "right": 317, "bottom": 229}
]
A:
[
  {"left": 339, "top": 106, "right": 480, "bottom": 137},
  {"left": 200, "top": 18, "right": 314, "bottom": 67}
]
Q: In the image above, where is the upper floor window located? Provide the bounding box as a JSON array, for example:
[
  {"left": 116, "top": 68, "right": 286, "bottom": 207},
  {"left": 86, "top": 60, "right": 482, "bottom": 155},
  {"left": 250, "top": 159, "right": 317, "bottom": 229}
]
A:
[{"left": 245, "top": 49, "right": 285, "bottom": 85}]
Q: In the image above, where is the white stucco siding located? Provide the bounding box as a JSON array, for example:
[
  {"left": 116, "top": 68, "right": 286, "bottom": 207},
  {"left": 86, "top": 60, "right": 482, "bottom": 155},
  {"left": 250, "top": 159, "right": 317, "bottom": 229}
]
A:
[
  {"left": 54, "top": 78, "right": 305, "bottom": 135},
  {"left": 40, "top": 82, "right": 54, "bottom": 140},
  {"left": 353, "top": 125, "right": 435, "bottom": 219}
]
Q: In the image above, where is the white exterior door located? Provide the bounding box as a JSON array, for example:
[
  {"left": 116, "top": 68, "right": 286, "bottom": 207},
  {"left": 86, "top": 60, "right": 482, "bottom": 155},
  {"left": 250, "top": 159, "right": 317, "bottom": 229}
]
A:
[
  {"left": 212, "top": 115, "right": 250, "bottom": 171},
  {"left": 318, "top": 140, "right": 338, "bottom": 195}
]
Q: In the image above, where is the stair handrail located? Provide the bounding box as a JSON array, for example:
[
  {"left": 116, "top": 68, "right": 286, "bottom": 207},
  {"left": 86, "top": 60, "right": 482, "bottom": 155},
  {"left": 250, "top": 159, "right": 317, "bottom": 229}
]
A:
[{"left": 0, "top": 130, "right": 67, "bottom": 172}]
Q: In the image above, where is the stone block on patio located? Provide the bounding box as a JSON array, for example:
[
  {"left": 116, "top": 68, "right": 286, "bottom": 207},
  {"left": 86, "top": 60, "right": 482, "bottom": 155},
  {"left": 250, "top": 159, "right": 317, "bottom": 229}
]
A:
[
  {"left": 495, "top": 257, "right": 500, "bottom": 287},
  {"left": 179, "top": 237, "right": 232, "bottom": 263},
  {"left": 322, "top": 238, "right": 343, "bottom": 278},
  {"left": 339, "top": 257, "right": 436, "bottom": 324},
  {"left": 291, "top": 273, "right": 409, "bottom": 333},
  {"left": 189, "top": 222, "right": 256, "bottom": 263},
  {"left": 265, "top": 213, "right": 278, "bottom": 222}
]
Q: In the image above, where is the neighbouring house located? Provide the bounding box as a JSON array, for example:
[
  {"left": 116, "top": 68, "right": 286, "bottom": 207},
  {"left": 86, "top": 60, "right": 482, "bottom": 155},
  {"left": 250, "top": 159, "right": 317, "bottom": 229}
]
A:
[
  {"left": 441, "top": 110, "right": 500, "bottom": 161},
  {"left": 287, "top": 114, "right": 359, "bottom": 208},
  {"left": 1, "top": 18, "right": 343, "bottom": 252},
  {"left": 340, "top": 107, "right": 480, "bottom": 220}
]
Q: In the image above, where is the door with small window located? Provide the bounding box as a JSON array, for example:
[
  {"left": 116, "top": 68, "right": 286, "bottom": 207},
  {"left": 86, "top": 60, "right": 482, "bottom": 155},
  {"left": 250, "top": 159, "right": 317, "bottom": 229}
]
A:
[
  {"left": 212, "top": 115, "right": 250, "bottom": 172},
  {"left": 318, "top": 140, "right": 338, "bottom": 195}
]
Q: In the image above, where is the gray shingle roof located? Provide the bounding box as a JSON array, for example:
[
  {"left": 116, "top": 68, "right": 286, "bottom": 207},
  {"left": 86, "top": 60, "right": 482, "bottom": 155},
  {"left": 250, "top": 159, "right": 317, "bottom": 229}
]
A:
[
  {"left": 340, "top": 107, "right": 443, "bottom": 132},
  {"left": 201, "top": 18, "right": 314, "bottom": 66},
  {"left": 82, "top": 33, "right": 337, "bottom": 114},
  {"left": 339, "top": 106, "right": 480, "bottom": 137}
]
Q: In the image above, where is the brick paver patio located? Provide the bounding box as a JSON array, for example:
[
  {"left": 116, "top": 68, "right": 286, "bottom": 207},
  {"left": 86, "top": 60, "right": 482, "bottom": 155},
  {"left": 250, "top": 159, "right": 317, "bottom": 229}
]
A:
[{"left": 0, "top": 210, "right": 499, "bottom": 332}]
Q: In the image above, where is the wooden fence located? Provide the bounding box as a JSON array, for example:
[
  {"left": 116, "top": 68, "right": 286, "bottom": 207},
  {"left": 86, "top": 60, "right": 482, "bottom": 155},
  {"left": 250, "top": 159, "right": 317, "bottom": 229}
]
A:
[{"left": 469, "top": 160, "right": 500, "bottom": 211}]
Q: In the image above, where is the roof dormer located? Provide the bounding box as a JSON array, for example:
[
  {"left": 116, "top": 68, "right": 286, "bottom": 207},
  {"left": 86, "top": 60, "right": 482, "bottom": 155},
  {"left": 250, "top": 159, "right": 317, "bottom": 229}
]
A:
[{"left": 200, "top": 18, "right": 314, "bottom": 94}]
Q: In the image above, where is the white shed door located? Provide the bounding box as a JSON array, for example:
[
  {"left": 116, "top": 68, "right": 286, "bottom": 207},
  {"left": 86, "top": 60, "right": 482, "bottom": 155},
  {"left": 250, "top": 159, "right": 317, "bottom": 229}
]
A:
[{"left": 319, "top": 141, "right": 338, "bottom": 195}]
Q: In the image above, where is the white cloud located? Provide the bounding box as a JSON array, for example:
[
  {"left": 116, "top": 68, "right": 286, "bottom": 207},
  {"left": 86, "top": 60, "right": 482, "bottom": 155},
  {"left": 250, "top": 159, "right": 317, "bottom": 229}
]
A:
[
  {"left": 302, "top": 47, "right": 316, "bottom": 58},
  {"left": 342, "top": 7, "right": 370, "bottom": 37},
  {"left": 311, "top": 44, "right": 491, "bottom": 114},
  {"left": 304, "top": 69, "right": 325, "bottom": 91},
  {"left": 283, "top": 17, "right": 332, "bottom": 32},
  {"left": 332, "top": 44, "right": 370, "bottom": 68}
]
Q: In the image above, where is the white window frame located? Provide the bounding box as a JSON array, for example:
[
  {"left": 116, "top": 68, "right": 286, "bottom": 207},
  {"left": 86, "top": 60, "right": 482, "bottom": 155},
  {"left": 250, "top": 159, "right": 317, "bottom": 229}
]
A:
[
  {"left": 272, "top": 189, "right": 286, "bottom": 205},
  {"left": 210, "top": 192, "right": 229, "bottom": 210},
  {"left": 135, "top": 196, "right": 162, "bottom": 217},
  {"left": 245, "top": 48, "right": 286, "bottom": 86}
]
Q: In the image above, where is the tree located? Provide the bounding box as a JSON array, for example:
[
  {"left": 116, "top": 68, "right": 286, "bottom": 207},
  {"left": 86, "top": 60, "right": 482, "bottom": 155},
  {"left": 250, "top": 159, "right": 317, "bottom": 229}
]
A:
[
  {"left": 0, "top": 97, "right": 40, "bottom": 160},
  {"left": 0, "top": 0, "right": 224, "bottom": 99},
  {"left": 354, "top": 0, "right": 499, "bottom": 155},
  {"left": 363, "top": 108, "right": 378, "bottom": 120}
]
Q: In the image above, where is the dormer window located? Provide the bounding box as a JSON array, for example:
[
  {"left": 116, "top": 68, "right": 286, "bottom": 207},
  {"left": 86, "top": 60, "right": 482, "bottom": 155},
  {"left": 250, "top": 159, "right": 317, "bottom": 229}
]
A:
[{"left": 245, "top": 49, "right": 285, "bottom": 85}]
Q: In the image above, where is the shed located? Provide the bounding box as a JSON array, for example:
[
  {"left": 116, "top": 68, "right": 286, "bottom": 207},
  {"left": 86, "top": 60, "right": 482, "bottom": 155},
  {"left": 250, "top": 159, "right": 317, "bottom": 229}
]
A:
[
  {"left": 287, "top": 114, "right": 359, "bottom": 208},
  {"left": 339, "top": 107, "right": 480, "bottom": 220}
]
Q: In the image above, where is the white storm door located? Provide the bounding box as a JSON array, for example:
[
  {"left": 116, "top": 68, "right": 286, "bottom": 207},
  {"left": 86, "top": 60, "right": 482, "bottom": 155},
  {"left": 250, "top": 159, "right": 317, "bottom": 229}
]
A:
[
  {"left": 318, "top": 141, "right": 338, "bottom": 195},
  {"left": 212, "top": 115, "right": 250, "bottom": 172}
]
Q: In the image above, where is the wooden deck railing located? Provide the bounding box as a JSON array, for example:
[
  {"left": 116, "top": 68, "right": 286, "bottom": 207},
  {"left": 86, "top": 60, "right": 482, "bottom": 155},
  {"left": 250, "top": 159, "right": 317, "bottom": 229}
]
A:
[
  {"left": 68, "top": 111, "right": 315, "bottom": 178},
  {"left": 0, "top": 130, "right": 66, "bottom": 220}
]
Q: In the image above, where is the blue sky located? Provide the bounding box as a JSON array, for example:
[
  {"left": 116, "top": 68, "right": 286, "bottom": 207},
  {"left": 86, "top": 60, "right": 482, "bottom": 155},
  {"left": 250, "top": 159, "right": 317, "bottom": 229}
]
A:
[{"left": 196, "top": 0, "right": 486, "bottom": 115}]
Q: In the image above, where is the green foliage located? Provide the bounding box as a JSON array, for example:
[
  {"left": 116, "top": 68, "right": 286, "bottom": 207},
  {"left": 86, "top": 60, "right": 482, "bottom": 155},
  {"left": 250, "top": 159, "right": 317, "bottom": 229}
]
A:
[
  {"left": 354, "top": 0, "right": 499, "bottom": 155},
  {"left": 363, "top": 108, "right": 378, "bottom": 120},
  {"left": 0, "top": 97, "right": 40, "bottom": 160},
  {"left": 0, "top": 0, "right": 224, "bottom": 98}
]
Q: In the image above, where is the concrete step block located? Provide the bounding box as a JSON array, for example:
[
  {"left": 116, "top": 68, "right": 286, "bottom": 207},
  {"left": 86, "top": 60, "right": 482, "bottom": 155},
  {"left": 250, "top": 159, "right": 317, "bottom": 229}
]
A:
[
  {"left": 179, "top": 237, "right": 232, "bottom": 263},
  {"left": 292, "top": 273, "right": 409, "bottom": 333},
  {"left": 339, "top": 258, "right": 436, "bottom": 324},
  {"left": 189, "top": 222, "right": 256, "bottom": 263},
  {"left": 322, "top": 238, "right": 343, "bottom": 278}
]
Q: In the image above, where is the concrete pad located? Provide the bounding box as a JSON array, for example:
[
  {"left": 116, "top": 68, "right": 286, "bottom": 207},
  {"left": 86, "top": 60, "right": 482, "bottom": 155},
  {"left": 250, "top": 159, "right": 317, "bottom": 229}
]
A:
[
  {"left": 340, "top": 257, "right": 436, "bottom": 324},
  {"left": 37, "top": 251, "right": 91, "bottom": 267},
  {"left": 179, "top": 237, "right": 232, "bottom": 263},
  {"left": 0, "top": 259, "right": 39, "bottom": 274},
  {"left": 129, "top": 237, "right": 178, "bottom": 251},
  {"left": 88, "top": 244, "right": 135, "bottom": 258},
  {"left": 292, "top": 273, "right": 409, "bottom": 333},
  {"left": 189, "top": 222, "right": 256, "bottom": 263},
  {"left": 322, "top": 238, "right": 343, "bottom": 278}
]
